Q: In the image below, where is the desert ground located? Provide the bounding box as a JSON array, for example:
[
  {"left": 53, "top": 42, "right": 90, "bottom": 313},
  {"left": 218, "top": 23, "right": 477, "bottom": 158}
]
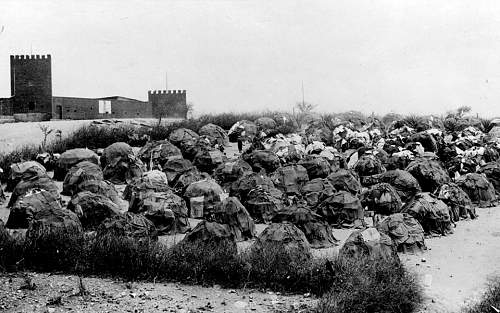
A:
[{"left": 1, "top": 121, "right": 499, "bottom": 313}]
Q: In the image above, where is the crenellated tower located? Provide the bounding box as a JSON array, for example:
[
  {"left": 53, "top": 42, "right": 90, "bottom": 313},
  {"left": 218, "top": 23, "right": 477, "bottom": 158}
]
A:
[
  {"left": 10, "top": 55, "right": 52, "bottom": 117},
  {"left": 148, "top": 89, "right": 187, "bottom": 118}
]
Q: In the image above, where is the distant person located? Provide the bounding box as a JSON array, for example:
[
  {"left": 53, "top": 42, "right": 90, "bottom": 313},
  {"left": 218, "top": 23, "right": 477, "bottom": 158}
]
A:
[{"left": 237, "top": 139, "right": 243, "bottom": 153}]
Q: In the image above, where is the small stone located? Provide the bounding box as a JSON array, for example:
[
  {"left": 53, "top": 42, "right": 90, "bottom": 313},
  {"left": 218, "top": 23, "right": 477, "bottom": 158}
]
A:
[{"left": 234, "top": 301, "right": 248, "bottom": 308}]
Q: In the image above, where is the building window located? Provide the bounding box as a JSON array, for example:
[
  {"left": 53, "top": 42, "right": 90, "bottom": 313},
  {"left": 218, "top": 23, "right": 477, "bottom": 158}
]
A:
[
  {"left": 29, "top": 101, "right": 35, "bottom": 111},
  {"left": 98, "top": 100, "right": 111, "bottom": 114}
]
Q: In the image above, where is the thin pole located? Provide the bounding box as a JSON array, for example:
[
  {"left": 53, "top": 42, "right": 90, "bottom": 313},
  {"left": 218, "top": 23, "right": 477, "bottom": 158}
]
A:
[
  {"left": 302, "top": 81, "right": 305, "bottom": 106},
  {"left": 165, "top": 71, "right": 168, "bottom": 91}
]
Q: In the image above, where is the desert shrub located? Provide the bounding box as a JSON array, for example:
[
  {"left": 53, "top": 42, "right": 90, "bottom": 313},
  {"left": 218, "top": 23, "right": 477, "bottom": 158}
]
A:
[
  {"left": 0, "top": 232, "right": 25, "bottom": 272},
  {"left": 244, "top": 242, "right": 335, "bottom": 295},
  {"left": 49, "top": 124, "right": 136, "bottom": 152},
  {"left": 24, "top": 225, "right": 84, "bottom": 271},
  {"left": 381, "top": 113, "right": 403, "bottom": 126},
  {"left": 320, "top": 113, "right": 337, "bottom": 130},
  {"left": 0, "top": 229, "right": 425, "bottom": 308},
  {"left": 443, "top": 117, "right": 471, "bottom": 133},
  {"left": 400, "top": 114, "right": 431, "bottom": 132},
  {"left": 84, "top": 235, "right": 243, "bottom": 285},
  {"left": 463, "top": 277, "right": 500, "bottom": 313},
  {"left": 478, "top": 118, "right": 494, "bottom": 134},
  {"left": 0, "top": 144, "right": 41, "bottom": 180},
  {"left": 198, "top": 113, "right": 265, "bottom": 130},
  {"left": 315, "top": 256, "right": 422, "bottom": 313},
  {"left": 164, "top": 238, "right": 244, "bottom": 287},
  {"left": 84, "top": 234, "right": 162, "bottom": 280},
  {"left": 334, "top": 111, "right": 368, "bottom": 128}
]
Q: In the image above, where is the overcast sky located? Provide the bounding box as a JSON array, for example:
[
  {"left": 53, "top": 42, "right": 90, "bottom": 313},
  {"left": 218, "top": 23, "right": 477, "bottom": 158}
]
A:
[{"left": 1, "top": 0, "right": 500, "bottom": 116}]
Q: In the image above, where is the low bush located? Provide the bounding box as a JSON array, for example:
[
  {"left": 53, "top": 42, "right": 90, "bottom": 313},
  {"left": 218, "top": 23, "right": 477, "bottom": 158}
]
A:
[
  {"left": 463, "top": 277, "right": 500, "bottom": 313},
  {"left": 478, "top": 117, "right": 495, "bottom": 134},
  {"left": 84, "top": 234, "right": 162, "bottom": 280},
  {"left": 0, "top": 232, "right": 25, "bottom": 272},
  {"left": 315, "top": 256, "right": 423, "bottom": 313},
  {"left": 164, "top": 238, "right": 243, "bottom": 287},
  {"left": 243, "top": 242, "right": 334, "bottom": 295},
  {"left": 0, "top": 229, "right": 336, "bottom": 295},
  {"left": 24, "top": 224, "right": 84, "bottom": 271},
  {"left": 197, "top": 112, "right": 274, "bottom": 130},
  {"left": 0, "top": 144, "right": 41, "bottom": 180},
  {"left": 49, "top": 124, "right": 137, "bottom": 152}
]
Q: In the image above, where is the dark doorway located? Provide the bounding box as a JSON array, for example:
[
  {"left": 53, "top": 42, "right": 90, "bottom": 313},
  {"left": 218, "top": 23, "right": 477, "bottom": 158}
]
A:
[
  {"left": 28, "top": 101, "right": 35, "bottom": 111},
  {"left": 56, "top": 105, "right": 62, "bottom": 119}
]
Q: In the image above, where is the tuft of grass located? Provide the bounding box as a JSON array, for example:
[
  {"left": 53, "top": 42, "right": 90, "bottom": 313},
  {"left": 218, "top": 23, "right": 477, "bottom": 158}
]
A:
[
  {"left": 0, "top": 144, "right": 41, "bottom": 181},
  {"left": 315, "top": 256, "right": 423, "bottom": 313},
  {"left": 463, "top": 277, "right": 500, "bottom": 313},
  {"left": 400, "top": 114, "right": 430, "bottom": 132},
  {"left": 164, "top": 238, "right": 243, "bottom": 287},
  {"left": 84, "top": 233, "right": 163, "bottom": 280},
  {"left": 0, "top": 232, "right": 25, "bottom": 272},
  {"left": 478, "top": 117, "right": 495, "bottom": 134},
  {"left": 24, "top": 222, "right": 84, "bottom": 271},
  {"left": 243, "top": 242, "right": 335, "bottom": 295}
]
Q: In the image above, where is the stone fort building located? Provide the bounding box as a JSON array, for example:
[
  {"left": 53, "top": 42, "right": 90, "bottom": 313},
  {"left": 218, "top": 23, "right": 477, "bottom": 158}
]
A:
[{"left": 0, "top": 55, "right": 187, "bottom": 121}]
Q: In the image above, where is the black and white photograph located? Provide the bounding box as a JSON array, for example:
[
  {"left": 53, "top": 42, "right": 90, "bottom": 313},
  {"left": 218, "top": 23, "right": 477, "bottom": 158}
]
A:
[{"left": 0, "top": 1, "right": 500, "bottom": 312}]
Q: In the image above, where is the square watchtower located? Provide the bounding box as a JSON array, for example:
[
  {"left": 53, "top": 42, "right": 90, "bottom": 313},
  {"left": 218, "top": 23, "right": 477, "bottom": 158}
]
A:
[{"left": 10, "top": 55, "right": 53, "bottom": 117}]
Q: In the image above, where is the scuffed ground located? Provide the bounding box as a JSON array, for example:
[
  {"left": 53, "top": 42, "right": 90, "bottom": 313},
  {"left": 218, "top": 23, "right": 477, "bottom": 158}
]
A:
[
  {"left": 406, "top": 207, "right": 500, "bottom": 313},
  {"left": 0, "top": 273, "right": 315, "bottom": 313}
]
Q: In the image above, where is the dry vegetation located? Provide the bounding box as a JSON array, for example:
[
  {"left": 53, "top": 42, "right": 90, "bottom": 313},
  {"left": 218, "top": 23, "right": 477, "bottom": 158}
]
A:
[{"left": 0, "top": 229, "right": 423, "bottom": 312}]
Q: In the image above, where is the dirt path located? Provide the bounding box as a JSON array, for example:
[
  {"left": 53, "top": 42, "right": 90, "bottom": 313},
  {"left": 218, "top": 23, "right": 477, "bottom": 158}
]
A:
[{"left": 404, "top": 207, "right": 500, "bottom": 313}]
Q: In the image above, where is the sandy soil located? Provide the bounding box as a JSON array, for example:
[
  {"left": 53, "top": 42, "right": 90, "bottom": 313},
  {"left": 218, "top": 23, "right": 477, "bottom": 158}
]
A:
[
  {"left": 0, "top": 272, "right": 314, "bottom": 313},
  {"left": 405, "top": 207, "right": 500, "bottom": 313}
]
